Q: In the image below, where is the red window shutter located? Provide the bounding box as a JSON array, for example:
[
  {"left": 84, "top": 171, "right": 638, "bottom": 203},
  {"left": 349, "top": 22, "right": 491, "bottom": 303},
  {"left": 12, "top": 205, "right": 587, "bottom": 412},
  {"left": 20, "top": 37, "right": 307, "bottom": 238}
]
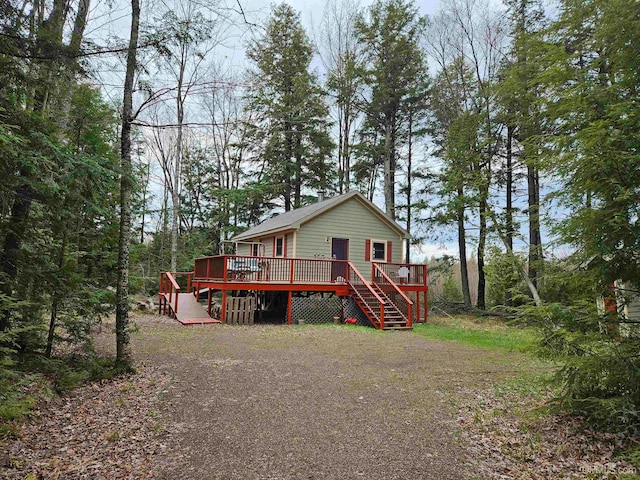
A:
[
  {"left": 365, "top": 239, "right": 371, "bottom": 261},
  {"left": 387, "top": 241, "right": 393, "bottom": 262},
  {"left": 283, "top": 235, "right": 288, "bottom": 258}
]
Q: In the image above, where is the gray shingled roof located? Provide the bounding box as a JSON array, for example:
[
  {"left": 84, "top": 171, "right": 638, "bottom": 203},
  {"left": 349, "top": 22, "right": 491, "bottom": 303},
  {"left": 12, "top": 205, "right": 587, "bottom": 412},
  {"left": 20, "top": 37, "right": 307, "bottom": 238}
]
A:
[{"left": 232, "top": 191, "right": 408, "bottom": 241}]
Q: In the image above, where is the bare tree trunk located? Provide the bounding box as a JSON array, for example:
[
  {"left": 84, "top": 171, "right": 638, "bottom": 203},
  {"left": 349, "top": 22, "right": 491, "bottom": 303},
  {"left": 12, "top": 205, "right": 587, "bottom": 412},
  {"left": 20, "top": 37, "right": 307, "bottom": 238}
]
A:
[
  {"left": 342, "top": 100, "right": 352, "bottom": 192},
  {"left": 506, "top": 125, "right": 514, "bottom": 251},
  {"left": 527, "top": 162, "right": 542, "bottom": 287},
  {"left": 384, "top": 119, "right": 395, "bottom": 220},
  {"left": 505, "top": 124, "right": 514, "bottom": 305},
  {"left": 405, "top": 112, "right": 412, "bottom": 263},
  {"left": 294, "top": 132, "right": 302, "bottom": 208},
  {"left": 457, "top": 187, "right": 472, "bottom": 307},
  {"left": 115, "top": 0, "right": 140, "bottom": 368},
  {"left": 46, "top": 231, "right": 67, "bottom": 357},
  {"left": 171, "top": 45, "right": 187, "bottom": 272},
  {"left": 477, "top": 183, "right": 488, "bottom": 310}
]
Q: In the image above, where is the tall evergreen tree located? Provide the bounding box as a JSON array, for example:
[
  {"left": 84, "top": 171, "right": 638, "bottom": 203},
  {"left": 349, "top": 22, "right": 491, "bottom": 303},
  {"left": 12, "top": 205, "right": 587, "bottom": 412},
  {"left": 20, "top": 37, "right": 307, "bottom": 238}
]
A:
[
  {"left": 428, "top": 59, "right": 480, "bottom": 307},
  {"left": 246, "top": 3, "right": 333, "bottom": 211},
  {"left": 540, "top": 0, "right": 640, "bottom": 289},
  {"left": 501, "top": 0, "right": 546, "bottom": 290},
  {"left": 354, "top": 0, "right": 429, "bottom": 220},
  {"left": 531, "top": 0, "right": 640, "bottom": 429}
]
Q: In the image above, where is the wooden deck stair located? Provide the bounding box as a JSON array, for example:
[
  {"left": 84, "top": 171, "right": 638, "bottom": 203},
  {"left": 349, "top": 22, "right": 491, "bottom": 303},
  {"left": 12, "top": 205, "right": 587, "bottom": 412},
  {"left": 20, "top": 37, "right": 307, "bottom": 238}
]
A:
[
  {"left": 160, "top": 293, "right": 221, "bottom": 325},
  {"left": 349, "top": 283, "right": 411, "bottom": 330}
]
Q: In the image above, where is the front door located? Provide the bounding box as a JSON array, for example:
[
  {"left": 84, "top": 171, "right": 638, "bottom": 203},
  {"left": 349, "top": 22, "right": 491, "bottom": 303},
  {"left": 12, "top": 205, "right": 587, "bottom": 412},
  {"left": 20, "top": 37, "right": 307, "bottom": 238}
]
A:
[{"left": 331, "top": 238, "right": 349, "bottom": 280}]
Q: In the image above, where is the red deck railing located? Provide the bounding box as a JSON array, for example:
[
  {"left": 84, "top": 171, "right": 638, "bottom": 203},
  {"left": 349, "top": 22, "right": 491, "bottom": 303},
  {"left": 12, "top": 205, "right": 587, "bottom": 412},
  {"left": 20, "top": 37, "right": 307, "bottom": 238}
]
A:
[
  {"left": 373, "top": 262, "right": 427, "bottom": 286},
  {"left": 373, "top": 263, "right": 413, "bottom": 328},
  {"left": 193, "top": 255, "right": 349, "bottom": 284},
  {"left": 347, "top": 261, "right": 386, "bottom": 328},
  {"left": 158, "top": 271, "right": 193, "bottom": 316}
]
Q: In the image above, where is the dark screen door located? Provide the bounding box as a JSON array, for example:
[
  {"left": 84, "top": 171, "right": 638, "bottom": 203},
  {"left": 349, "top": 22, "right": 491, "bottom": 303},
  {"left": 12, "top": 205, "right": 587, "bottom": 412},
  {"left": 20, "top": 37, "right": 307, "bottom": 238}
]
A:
[{"left": 331, "top": 238, "right": 349, "bottom": 280}]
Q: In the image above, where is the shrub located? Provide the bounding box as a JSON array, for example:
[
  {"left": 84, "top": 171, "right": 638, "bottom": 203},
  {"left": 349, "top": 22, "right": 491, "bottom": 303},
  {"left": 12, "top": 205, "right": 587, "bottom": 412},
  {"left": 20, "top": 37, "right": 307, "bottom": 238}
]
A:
[{"left": 522, "top": 302, "right": 640, "bottom": 436}]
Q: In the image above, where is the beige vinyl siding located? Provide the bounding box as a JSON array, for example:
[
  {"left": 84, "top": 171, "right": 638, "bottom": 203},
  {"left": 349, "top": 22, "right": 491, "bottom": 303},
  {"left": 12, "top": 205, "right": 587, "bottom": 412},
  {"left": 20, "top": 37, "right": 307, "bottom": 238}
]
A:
[
  {"left": 236, "top": 242, "right": 252, "bottom": 256},
  {"left": 235, "top": 235, "right": 292, "bottom": 257},
  {"left": 295, "top": 197, "right": 403, "bottom": 274},
  {"left": 286, "top": 233, "right": 294, "bottom": 257}
]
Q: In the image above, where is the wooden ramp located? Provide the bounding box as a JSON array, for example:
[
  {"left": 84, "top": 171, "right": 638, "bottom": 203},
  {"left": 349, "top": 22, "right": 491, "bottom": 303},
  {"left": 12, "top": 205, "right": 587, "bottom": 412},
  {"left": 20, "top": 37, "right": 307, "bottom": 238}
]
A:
[{"left": 162, "top": 293, "right": 221, "bottom": 325}]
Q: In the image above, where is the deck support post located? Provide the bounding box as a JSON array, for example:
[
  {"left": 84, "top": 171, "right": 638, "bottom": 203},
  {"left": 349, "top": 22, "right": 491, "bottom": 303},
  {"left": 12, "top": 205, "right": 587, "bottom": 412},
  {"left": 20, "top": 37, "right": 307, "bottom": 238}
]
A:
[
  {"left": 207, "top": 288, "right": 213, "bottom": 316},
  {"left": 416, "top": 292, "right": 421, "bottom": 324},
  {"left": 221, "top": 290, "right": 227, "bottom": 323},
  {"left": 424, "top": 291, "right": 428, "bottom": 323},
  {"left": 287, "top": 291, "right": 292, "bottom": 325}
]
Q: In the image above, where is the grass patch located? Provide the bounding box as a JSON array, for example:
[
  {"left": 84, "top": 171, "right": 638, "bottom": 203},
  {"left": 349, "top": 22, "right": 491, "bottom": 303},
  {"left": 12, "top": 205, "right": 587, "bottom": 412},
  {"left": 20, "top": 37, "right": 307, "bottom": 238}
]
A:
[{"left": 413, "top": 314, "right": 537, "bottom": 353}]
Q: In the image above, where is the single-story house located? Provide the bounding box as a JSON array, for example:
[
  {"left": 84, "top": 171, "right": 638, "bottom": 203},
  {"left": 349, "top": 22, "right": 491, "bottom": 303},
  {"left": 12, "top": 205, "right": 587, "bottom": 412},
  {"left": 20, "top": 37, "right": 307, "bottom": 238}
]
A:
[{"left": 231, "top": 190, "right": 409, "bottom": 276}]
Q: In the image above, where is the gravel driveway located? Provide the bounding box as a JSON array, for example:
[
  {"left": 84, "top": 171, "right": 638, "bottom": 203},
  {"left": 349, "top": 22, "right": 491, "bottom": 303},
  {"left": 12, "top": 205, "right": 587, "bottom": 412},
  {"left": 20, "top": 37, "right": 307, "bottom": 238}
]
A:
[{"left": 125, "top": 315, "right": 521, "bottom": 480}]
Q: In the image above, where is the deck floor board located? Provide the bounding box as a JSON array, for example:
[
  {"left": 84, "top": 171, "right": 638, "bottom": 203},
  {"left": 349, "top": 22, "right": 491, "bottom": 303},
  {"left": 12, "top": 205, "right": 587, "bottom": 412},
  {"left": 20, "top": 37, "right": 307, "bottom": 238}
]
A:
[{"left": 162, "top": 293, "right": 219, "bottom": 325}]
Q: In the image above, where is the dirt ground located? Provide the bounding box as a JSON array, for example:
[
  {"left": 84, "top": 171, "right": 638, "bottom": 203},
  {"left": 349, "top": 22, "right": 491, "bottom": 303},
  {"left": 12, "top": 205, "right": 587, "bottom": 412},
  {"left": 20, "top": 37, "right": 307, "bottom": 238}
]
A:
[
  {"left": 5, "top": 314, "right": 634, "bottom": 479},
  {"left": 96, "top": 314, "right": 526, "bottom": 480},
  {"left": 0, "top": 313, "right": 550, "bottom": 479}
]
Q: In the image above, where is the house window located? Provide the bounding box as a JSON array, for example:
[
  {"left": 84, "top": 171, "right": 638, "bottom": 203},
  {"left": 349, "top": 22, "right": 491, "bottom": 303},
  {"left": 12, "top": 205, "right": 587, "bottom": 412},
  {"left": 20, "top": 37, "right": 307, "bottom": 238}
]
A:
[
  {"left": 372, "top": 240, "right": 386, "bottom": 261},
  {"left": 252, "top": 243, "right": 260, "bottom": 256},
  {"left": 275, "top": 236, "right": 285, "bottom": 257}
]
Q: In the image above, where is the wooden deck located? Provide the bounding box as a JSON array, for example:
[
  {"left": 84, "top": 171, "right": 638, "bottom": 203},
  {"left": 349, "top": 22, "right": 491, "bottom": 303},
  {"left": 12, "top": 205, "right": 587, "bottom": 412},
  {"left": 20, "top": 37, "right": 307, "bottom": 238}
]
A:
[
  {"left": 159, "top": 255, "right": 429, "bottom": 327},
  {"left": 191, "top": 255, "right": 427, "bottom": 290}
]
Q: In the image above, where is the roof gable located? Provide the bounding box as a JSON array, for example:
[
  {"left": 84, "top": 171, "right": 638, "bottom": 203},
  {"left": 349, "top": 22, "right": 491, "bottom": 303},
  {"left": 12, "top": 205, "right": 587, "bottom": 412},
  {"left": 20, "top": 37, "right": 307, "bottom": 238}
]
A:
[{"left": 232, "top": 191, "right": 408, "bottom": 242}]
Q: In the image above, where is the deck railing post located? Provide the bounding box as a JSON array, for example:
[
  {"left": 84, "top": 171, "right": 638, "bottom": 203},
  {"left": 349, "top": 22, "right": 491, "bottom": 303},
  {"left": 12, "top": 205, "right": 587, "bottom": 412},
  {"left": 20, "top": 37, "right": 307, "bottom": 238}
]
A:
[
  {"left": 289, "top": 259, "right": 295, "bottom": 284},
  {"left": 222, "top": 257, "right": 227, "bottom": 282},
  {"left": 379, "top": 304, "right": 385, "bottom": 330},
  {"left": 408, "top": 302, "right": 413, "bottom": 328}
]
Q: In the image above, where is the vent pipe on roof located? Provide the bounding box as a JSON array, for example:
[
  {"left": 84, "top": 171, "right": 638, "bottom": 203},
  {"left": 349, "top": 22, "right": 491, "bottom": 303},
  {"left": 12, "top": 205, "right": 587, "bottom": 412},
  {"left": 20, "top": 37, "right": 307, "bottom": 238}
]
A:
[{"left": 317, "top": 189, "right": 325, "bottom": 202}]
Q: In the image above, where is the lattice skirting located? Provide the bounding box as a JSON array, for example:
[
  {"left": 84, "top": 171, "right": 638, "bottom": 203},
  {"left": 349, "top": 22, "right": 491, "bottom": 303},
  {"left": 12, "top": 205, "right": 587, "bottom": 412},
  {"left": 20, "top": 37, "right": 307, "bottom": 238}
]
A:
[{"left": 290, "top": 294, "right": 373, "bottom": 327}]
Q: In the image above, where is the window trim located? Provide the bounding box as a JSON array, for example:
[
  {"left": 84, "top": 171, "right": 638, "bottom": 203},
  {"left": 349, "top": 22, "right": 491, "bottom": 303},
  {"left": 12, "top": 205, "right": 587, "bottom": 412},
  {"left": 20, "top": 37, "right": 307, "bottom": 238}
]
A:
[
  {"left": 274, "top": 235, "right": 285, "bottom": 257},
  {"left": 370, "top": 239, "right": 387, "bottom": 263}
]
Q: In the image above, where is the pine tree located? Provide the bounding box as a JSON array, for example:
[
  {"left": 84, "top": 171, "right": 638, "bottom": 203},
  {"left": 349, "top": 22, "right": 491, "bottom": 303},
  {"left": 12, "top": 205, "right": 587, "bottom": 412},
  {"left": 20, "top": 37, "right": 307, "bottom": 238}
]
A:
[
  {"left": 531, "top": 0, "right": 640, "bottom": 430},
  {"left": 501, "top": 0, "right": 547, "bottom": 290},
  {"left": 246, "top": 3, "right": 333, "bottom": 211},
  {"left": 354, "top": 0, "right": 429, "bottom": 220}
]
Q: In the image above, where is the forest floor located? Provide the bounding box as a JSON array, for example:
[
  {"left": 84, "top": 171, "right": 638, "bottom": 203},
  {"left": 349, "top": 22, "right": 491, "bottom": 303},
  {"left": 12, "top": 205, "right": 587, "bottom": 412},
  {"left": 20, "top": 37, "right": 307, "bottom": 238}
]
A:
[{"left": 1, "top": 313, "right": 637, "bottom": 479}]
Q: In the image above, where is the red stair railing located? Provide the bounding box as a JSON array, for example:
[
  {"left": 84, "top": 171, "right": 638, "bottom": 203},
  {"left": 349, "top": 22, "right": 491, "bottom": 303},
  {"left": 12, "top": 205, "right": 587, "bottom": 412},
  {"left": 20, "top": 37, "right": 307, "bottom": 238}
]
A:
[
  {"left": 347, "top": 261, "right": 386, "bottom": 328},
  {"left": 372, "top": 263, "right": 413, "bottom": 328},
  {"left": 159, "top": 272, "right": 180, "bottom": 317},
  {"left": 159, "top": 271, "right": 194, "bottom": 317}
]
